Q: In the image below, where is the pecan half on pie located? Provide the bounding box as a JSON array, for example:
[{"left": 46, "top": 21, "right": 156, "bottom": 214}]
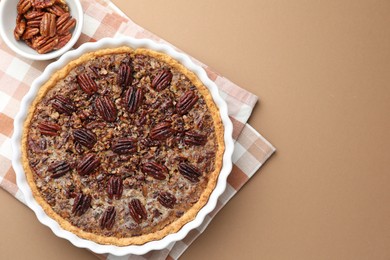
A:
[{"left": 21, "top": 47, "right": 225, "bottom": 245}]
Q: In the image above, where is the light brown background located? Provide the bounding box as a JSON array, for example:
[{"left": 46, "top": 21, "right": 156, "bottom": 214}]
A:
[{"left": 1, "top": 0, "right": 389, "bottom": 259}]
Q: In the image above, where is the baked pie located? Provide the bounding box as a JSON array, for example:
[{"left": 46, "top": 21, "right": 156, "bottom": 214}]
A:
[{"left": 21, "top": 46, "right": 225, "bottom": 245}]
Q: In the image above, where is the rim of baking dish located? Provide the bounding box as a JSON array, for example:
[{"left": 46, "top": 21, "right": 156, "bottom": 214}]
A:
[{"left": 11, "top": 37, "right": 234, "bottom": 256}]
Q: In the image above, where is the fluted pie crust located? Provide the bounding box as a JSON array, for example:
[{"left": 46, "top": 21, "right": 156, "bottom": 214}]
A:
[{"left": 21, "top": 47, "right": 224, "bottom": 246}]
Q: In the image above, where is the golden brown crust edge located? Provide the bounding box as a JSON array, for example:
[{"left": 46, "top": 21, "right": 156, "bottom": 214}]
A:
[{"left": 21, "top": 46, "right": 225, "bottom": 246}]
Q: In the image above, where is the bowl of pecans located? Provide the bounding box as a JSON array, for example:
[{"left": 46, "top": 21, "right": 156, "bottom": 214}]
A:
[{"left": 0, "top": 0, "right": 83, "bottom": 60}]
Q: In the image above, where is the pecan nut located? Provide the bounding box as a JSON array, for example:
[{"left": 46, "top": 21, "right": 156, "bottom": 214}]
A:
[
  {"left": 34, "top": 35, "right": 59, "bottom": 54},
  {"left": 178, "top": 162, "right": 201, "bottom": 183},
  {"left": 54, "top": 32, "right": 71, "bottom": 50},
  {"left": 158, "top": 192, "right": 176, "bottom": 209},
  {"left": 117, "top": 64, "right": 133, "bottom": 87},
  {"left": 73, "top": 128, "right": 97, "bottom": 149},
  {"left": 48, "top": 160, "right": 70, "bottom": 178},
  {"left": 46, "top": 4, "right": 66, "bottom": 16},
  {"left": 100, "top": 206, "right": 116, "bottom": 230},
  {"left": 77, "top": 73, "right": 98, "bottom": 95},
  {"left": 184, "top": 130, "right": 207, "bottom": 146},
  {"left": 14, "top": 15, "right": 26, "bottom": 40},
  {"left": 54, "top": 0, "right": 69, "bottom": 12},
  {"left": 129, "top": 199, "right": 147, "bottom": 224},
  {"left": 32, "top": 35, "right": 50, "bottom": 48},
  {"left": 111, "top": 137, "right": 137, "bottom": 154},
  {"left": 37, "top": 121, "right": 60, "bottom": 136},
  {"left": 25, "top": 39, "right": 34, "bottom": 48},
  {"left": 142, "top": 162, "right": 167, "bottom": 180},
  {"left": 107, "top": 176, "right": 123, "bottom": 200},
  {"left": 14, "top": 30, "right": 22, "bottom": 41},
  {"left": 123, "top": 86, "right": 143, "bottom": 113},
  {"left": 38, "top": 37, "right": 58, "bottom": 53},
  {"left": 152, "top": 69, "right": 173, "bottom": 91},
  {"left": 176, "top": 90, "right": 199, "bottom": 115},
  {"left": 51, "top": 95, "right": 75, "bottom": 115},
  {"left": 24, "top": 10, "right": 44, "bottom": 20},
  {"left": 40, "top": 12, "right": 56, "bottom": 37},
  {"left": 56, "top": 12, "right": 70, "bottom": 28},
  {"left": 72, "top": 193, "right": 91, "bottom": 216},
  {"left": 77, "top": 153, "right": 100, "bottom": 176},
  {"left": 32, "top": 0, "right": 55, "bottom": 8},
  {"left": 17, "top": 0, "right": 32, "bottom": 14},
  {"left": 95, "top": 96, "right": 117, "bottom": 122},
  {"left": 150, "top": 122, "right": 174, "bottom": 140},
  {"left": 26, "top": 16, "right": 42, "bottom": 28},
  {"left": 22, "top": 27, "right": 39, "bottom": 40},
  {"left": 57, "top": 17, "right": 76, "bottom": 35}
]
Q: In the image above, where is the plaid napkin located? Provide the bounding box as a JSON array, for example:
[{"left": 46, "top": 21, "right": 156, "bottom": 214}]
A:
[{"left": 0, "top": 0, "right": 275, "bottom": 259}]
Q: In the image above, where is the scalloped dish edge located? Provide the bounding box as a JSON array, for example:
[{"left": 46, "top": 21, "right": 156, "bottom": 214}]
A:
[{"left": 11, "top": 37, "right": 234, "bottom": 256}]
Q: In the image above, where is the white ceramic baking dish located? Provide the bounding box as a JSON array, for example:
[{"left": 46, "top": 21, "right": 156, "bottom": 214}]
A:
[{"left": 11, "top": 37, "right": 234, "bottom": 256}]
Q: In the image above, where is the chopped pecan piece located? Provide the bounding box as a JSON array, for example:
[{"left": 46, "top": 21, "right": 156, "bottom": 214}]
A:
[
  {"left": 117, "top": 64, "right": 133, "bottom": 87},
  {"left": 37, "top": 121, "right": 60, "bottom": 136},
  {"left": 51, "top": 95, "right": 75, "bottom": 115},
  {"left": 184, "top": 130, "right": 207, "bottom": 146},
  {"left": 123, "top": 86, "right": 143, "bottom": 113},
  {"left": 107, "top": 176, "right": 123, "bottom": 200},
  {"left": 40, "top": 13, "right": 56, "bottom": 37},
  {"left": 32, "top": 0, "right": 55, "bottom": 8},
  {"left": 158, "top": 192, "right": 176, "bottom": 209},
  {"left": 17, "top": 0, "right": 32, "bottom": 14},
  {"left": 89, "top": 66, "right": 100, "bottom": 77},
  {"left": 95, "top": 96, "right": 117, "bottom": 122},
  {"left": 39, "top": 139, "right": 47, "bottom": 150},
  {"left": 72, "top": 193, "right": 91, "bottom": 216},
  {"left": 74, "top": 142, "right": 84, "bottom": 154},
  {"left": 176, "top": 90, "right": 199, "bottom": 115},
  {"left": 76, "top": 73, "right": 98, "bottom": 95},
  {"left": 140, "top": 137, "right": 160, "bottom": 147},
  {"left": 73, "top": 128, "right": 97, "bottom": 149},
  {"left": 48, "top": 160, "right": 70, "bottom": 178},
  {"left": 142, "top": 162, "right": 167, "bottom": 180},
  {"left": 77, "top": 153, "right": 100, "bottom": 176},
  {"left": 100, "top": 206, "right": 116, "bottom": 230},
  {"left": 111, "top": 137, "right": 137, "bottom": 154},
  {"left": 129, "top": 199, "right": 147, "bottom": 224},
  {"left": 150, "top": 122, "right": 174, "bottom": 140},
  {"left": 178, "top": 162, "right": 201, "bottom": 183},
  {"left": 152, "top": 69, "right": 173, "bottom": 91}
]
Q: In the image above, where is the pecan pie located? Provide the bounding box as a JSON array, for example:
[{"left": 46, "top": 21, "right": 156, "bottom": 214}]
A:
[{"left": 21, "top": 47, "right": 225, "bottom": 245}]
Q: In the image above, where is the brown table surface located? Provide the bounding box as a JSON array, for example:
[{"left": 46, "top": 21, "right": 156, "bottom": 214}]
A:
[{"left": 1, "top": 0, "right": 389, "bottom": 259}]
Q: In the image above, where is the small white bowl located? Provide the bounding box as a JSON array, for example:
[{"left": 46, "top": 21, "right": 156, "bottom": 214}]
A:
[{"left": 0, "top": 0, "right": 83, "bottom": 60}]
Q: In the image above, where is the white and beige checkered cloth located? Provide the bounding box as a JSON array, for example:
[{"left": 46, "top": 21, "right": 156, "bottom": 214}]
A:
[{"left": 0, "top": 0, "right": 275, "bottom": 259}]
